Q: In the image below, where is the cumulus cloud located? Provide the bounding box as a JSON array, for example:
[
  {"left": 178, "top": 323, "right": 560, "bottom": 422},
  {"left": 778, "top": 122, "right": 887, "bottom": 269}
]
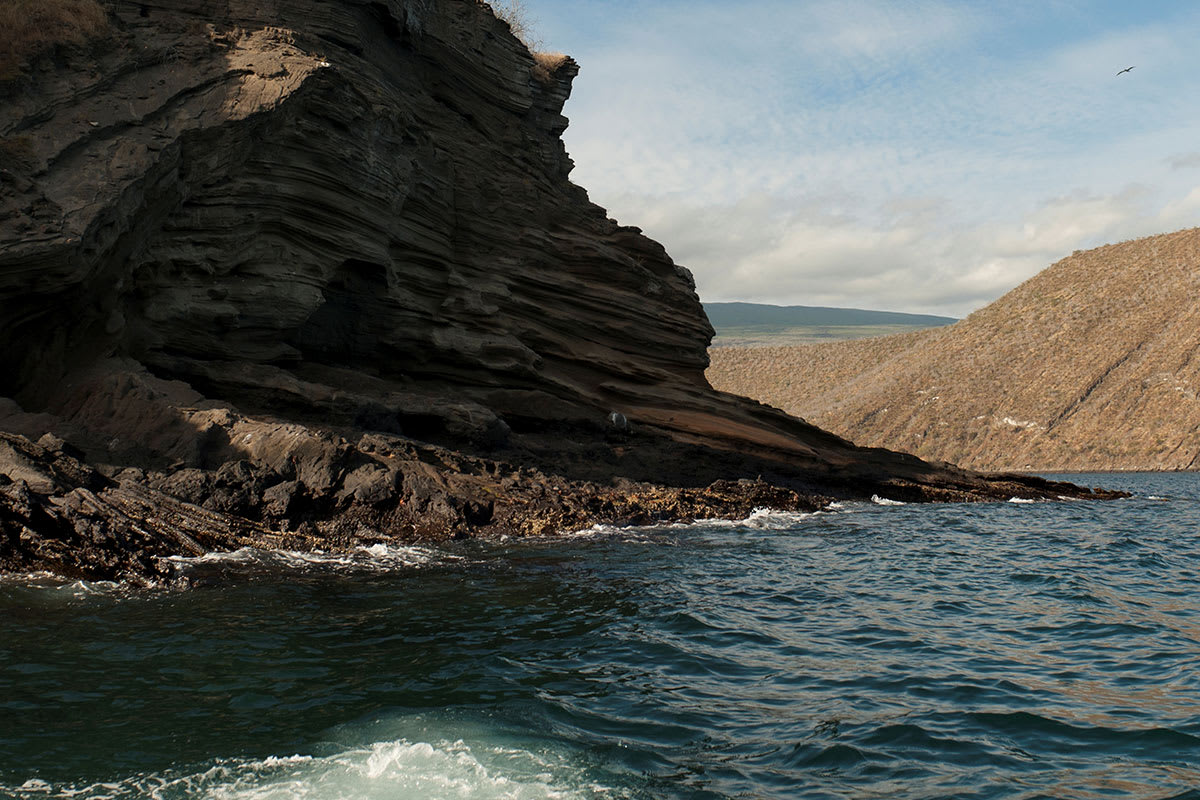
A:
[
  {"left": 539, "top": 0, "right": 1200, "bottom": 316},
  {"left": 594, "top": 182, "right": 1200, "bottom": 317}
]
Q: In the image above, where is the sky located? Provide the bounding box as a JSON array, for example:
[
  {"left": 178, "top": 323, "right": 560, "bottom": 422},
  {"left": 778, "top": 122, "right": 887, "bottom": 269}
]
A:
[{"left": 513, "top": 0, "right": 1200, "bottom": 317}]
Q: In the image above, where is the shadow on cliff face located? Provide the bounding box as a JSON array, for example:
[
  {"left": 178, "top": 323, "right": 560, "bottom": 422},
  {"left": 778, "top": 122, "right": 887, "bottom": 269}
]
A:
[
  {"left": 2, "top": 0, "right": 694, "bottom": 428},
  {"left": 292, "top": 259, "right": 395, "bottom": 373},
  {"left": 1, "top": 4, "right": 325, "bottom": 404}
]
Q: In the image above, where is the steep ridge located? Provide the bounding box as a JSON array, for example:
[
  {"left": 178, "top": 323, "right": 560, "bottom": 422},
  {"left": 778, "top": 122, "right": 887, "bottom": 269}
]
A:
[
  {"left": 708, "top": 227, "right": 1200, "bottom": 471},
  {"left": 0, "top": 0, "right": 1114, "bottom": 581}
]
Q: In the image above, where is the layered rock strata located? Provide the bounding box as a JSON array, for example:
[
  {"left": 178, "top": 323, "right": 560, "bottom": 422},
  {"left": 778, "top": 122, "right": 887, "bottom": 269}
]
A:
[{"left": 0, "top": 0, "right": 1118, "bottom": 582}]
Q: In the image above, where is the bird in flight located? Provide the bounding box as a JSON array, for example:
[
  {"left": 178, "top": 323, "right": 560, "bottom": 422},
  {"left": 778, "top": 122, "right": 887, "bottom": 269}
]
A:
[{"left": 1116, "top": 66, "right": 1135, "bottom": 76}]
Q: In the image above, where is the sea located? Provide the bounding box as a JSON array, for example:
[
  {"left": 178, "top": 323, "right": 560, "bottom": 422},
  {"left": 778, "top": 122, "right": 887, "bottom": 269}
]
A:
[{"left": 2, "top": 472, "right": 1199, "bottom": 799}]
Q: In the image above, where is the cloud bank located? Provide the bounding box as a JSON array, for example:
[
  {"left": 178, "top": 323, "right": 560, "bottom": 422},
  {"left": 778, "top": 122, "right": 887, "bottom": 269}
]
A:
[{"left": 531, "top": 0, "right": 1200, "bottom": 316}]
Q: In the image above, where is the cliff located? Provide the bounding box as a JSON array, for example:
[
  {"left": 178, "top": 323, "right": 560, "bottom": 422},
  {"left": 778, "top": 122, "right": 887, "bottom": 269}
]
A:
[
  {"left": 708, "top": 227, "right": 1200, "bottom": 471},
  {"left": 0, "top": 0, "right": 1115, "bottom": 582}
]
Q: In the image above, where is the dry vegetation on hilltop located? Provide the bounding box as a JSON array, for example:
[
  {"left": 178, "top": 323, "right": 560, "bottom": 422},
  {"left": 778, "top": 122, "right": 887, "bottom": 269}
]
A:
[
  {"left": 708, "top": 227, "right": 1200, "bottom": 472},
  {"left": 489, "top": 0, "right": 538, "bottom": 47},
  {"left": 531, "top": 50, "right": 569, "bottom": 82},
  {"left": 0, "top": 0, "right": 109, "bottom": 81},
  {"left": 708, "top": 329, "right": 938, "bottom": 416},
  {"left": 488, "top": 0, "right": 567, "bottom": 82}
]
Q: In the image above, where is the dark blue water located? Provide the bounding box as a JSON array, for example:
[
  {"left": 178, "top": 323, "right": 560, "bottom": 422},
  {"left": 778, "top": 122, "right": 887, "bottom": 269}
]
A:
[{"left": 3, "top": 473, "right": 1200, "bottom": 799}]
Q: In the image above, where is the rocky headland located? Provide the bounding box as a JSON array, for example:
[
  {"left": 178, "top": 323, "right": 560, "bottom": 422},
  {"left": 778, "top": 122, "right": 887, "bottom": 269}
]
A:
[
  {"left": 709, "top": 227, "right": 1200, "bottom": 472},
  {"left": 0, "top": 0, "right": 1118, "bottom": 583}
]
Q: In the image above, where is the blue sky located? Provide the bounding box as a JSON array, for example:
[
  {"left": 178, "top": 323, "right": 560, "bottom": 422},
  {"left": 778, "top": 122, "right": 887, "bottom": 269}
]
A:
[{"left": 508, "top": 0, "right": 1200, "bottom": 316}]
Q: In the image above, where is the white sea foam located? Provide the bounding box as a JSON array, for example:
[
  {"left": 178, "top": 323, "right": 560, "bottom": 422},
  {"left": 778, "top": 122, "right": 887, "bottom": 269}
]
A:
[
  {"left": 566, "top": 505, "right": 822, "bottom": 538},
  {"left": 3, "top": 737, "right": 607, "bottom": 799},
  {"left": 564, "top": 522, "right": 656, "bottom": 538},
  {"left": 1008, "top": 497, "right": 1037, "bottom": 504},
  {"left": 166, "top": 543, "right": 459, "bottom": 574},
  {"left": 871, "top": 495, "right": 906, "bottom": 506},
  {"left": 719, "top": 506, "right": 820, "bottom": 529},
  {"left": 0, "top": 572, "right": 139, "bottom": 599}
]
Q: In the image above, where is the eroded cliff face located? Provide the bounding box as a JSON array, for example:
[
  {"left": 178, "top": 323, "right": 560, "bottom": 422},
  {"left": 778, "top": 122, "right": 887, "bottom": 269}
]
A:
[
  {"left": 2, "top": 0, "right": 712, "bottom": 419},
  {"left": 0, "top": 0, "right": 1117, "bottom": 581}
]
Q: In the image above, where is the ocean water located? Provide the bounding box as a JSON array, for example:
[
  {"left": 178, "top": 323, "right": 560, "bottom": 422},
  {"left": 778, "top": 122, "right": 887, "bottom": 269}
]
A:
[{"left": 2, "top": 473, "right": 1200, "bottom": 799}]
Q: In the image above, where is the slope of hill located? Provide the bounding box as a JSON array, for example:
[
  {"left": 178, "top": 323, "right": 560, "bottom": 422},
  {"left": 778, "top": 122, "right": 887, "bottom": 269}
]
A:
[
  {"left": 707, "top": 227, "right": 1200, "bottom": 472},
  {"left": 704, "top": 302, "right": 956, "bottom": 346}
]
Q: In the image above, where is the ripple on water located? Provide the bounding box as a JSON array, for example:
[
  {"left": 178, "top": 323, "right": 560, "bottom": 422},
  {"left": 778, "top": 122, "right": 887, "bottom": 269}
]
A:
[{"left": 3, "top": 473, "right": 1200, "bottom": 799}]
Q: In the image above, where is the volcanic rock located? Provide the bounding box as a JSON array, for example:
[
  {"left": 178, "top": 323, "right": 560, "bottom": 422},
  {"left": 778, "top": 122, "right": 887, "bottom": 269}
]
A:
[{"left": 0, "top": 0, "right": 1119, "bottom": 581}]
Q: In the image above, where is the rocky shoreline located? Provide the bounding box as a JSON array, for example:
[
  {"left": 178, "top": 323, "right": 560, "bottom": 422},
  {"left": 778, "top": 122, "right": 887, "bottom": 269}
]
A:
[
  {"left": 1, "top": 425, "right": 833, "bottom": 584},
  {"left": 0, "top": 365, "right": 1123, "bottom": 584},
  {"left": 0, "top": 0, "right": 1125, "bottom": 583},
  {"left": 0, "top": 418, "right": 1121, "bottom": 585}
]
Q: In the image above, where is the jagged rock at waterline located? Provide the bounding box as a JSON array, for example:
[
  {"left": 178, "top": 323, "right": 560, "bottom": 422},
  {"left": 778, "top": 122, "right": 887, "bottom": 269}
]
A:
[{"left": 0, "top": 0, "right": 1119, "bottom": 581}]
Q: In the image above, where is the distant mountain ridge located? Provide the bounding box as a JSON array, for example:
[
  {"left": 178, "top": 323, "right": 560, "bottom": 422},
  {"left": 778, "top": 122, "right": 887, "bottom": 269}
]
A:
[
  {"left": 704, "top": 302, "right": 956, "bottom": 347},
  {"left": 707, "top": 227, "right": 1200, "bottom": 471},
  {"left": 705, "top": 302, "right": 957, "bottom": 329}
]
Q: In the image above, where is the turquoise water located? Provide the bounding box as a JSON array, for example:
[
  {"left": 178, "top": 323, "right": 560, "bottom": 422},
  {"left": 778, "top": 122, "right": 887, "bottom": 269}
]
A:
[{"left": 2, "top": 473, "right": 1200, "bottom": 799}]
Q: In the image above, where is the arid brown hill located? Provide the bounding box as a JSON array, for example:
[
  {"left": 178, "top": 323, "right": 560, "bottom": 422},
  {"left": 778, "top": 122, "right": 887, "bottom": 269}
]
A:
[{"left": 708, "top": 227, "right": 1200, "bottom": 471}]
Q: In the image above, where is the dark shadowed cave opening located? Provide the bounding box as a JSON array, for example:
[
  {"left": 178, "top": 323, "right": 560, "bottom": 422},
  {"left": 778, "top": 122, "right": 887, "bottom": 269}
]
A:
[{"left": 292, "top": 259, "right": 393, "bottom": 371}]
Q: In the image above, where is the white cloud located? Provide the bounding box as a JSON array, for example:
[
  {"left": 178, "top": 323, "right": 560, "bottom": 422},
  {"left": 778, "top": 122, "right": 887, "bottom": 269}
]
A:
[
  {"left": 602, "top": 182, "right": 1200, "bottom": 317},
  {"left": 1157, "top": 185, "right": 1200, "bottom": 225},
  {"left": 540, "top": 0, "right": 1200, "bottom": 315}
]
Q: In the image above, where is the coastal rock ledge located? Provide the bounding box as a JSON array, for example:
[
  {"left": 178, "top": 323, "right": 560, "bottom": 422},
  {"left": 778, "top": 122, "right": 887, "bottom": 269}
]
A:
[{"left": 0, "top": 0, "right": 1119, "bottom": 582}]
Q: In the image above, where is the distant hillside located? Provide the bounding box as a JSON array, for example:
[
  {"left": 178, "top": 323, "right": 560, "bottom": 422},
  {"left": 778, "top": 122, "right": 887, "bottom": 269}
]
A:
[
  {"left": 707, "top": 227, "right": 1200, "bottom": 472},
  {"left": 705, "top": 302, "right": 957, "bottom": 328},
  {"left": 704, "top": 302, "right": 956, "bottom": 347}
]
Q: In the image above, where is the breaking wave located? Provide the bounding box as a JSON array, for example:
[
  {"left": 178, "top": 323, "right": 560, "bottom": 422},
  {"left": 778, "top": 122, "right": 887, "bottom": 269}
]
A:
[
  {"left": 5, "top": 734, "right": 611, "bottom": 800},
  {"left": 166, "top": 542, "right": 461, "bottom": 574},
  {"left": 566, "top": 504, "right": 828, "bottom": 539}
]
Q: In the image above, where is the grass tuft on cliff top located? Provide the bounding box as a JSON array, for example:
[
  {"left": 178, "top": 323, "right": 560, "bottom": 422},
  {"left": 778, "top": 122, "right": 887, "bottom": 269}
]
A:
[
  {"left": 488, "top": 1, "right": 567, "bottom": 83},
  {"left": 531, "top": 51, "right": 568, "bottom": 82},
  {"left": 489, "top": 0, "right": 537, "bottom": 46},
  {"left": 0, "top": 0, "right": 109, "bottom": 81}
]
